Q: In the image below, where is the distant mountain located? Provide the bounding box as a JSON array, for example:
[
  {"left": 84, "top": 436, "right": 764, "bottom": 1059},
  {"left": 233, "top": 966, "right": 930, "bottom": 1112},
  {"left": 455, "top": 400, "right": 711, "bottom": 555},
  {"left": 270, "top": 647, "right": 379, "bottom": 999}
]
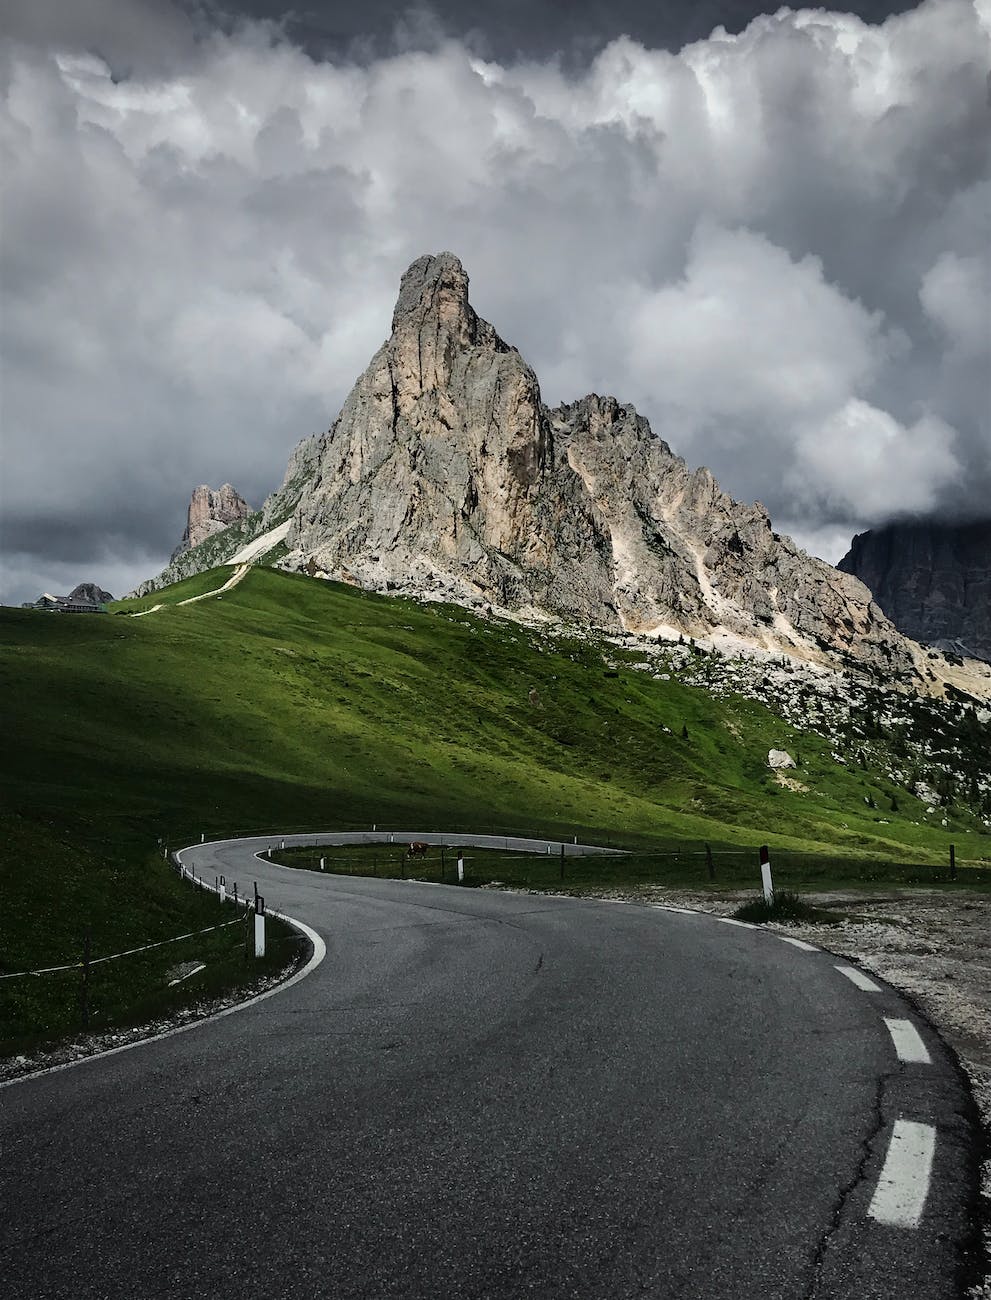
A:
[
  {"left": 838, "top": 521, "right": 991, "bottom": 663},
  {"left": 171, "top": 484, "right": 251, "bottom": 560},
  {"left": 131, "top": 252, "right": 991, "bottom": 700}
]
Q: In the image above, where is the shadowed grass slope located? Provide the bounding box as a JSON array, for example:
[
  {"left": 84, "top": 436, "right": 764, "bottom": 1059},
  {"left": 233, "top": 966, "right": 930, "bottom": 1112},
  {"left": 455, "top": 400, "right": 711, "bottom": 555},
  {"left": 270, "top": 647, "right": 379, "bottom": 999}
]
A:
[{"left": 2, "top": 565, "right": 985, "bottom": 1050}]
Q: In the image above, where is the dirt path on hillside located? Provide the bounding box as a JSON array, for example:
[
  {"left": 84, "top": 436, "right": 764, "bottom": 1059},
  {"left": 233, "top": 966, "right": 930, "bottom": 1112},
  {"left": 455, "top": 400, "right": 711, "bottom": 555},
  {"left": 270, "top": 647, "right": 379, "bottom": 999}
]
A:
[{"left": 129, "top": 564, "right": 251, "bottom": 616}]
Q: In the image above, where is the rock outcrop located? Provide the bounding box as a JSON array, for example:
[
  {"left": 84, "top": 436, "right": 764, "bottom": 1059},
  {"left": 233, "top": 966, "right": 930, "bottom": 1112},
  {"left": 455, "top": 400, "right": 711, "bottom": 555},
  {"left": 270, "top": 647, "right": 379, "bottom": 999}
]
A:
[
  {"left": 68, "top": 582, "right": 114, "bottom": 604},
  {"left": 838, "top": 521, "right": 991, "bottom": 662},
  {"left": 280, "top": 252, "right": 917, "bottom": 681},
  {"left": 130, "top": 252, "right": 987, "bottom": 697},
  {"left": 127, "top": 455, "right": 315, "bottom": 598},
  {"left": 172, "top": 484, "right": 251, "bottom": 560}
]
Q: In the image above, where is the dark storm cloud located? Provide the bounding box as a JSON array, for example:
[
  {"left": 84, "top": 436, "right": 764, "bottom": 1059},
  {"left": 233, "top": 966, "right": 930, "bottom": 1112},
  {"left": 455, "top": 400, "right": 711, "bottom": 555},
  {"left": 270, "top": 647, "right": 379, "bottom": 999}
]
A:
[
  {"left": 224, "top": 1, "right": 920, "bottom": 65},
  {"left": 1, "top": 0, "right": 988, "bottom": 603}
]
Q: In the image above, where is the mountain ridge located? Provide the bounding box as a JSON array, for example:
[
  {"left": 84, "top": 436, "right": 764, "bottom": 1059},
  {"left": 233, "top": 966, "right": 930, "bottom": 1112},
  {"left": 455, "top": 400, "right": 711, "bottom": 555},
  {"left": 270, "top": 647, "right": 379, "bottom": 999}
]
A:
[
  {"left": 132, "top": 252, "right": 989, "bottom": 701},
  {"left": 838, "top": 520, "right": 991, "bottom": 663}
]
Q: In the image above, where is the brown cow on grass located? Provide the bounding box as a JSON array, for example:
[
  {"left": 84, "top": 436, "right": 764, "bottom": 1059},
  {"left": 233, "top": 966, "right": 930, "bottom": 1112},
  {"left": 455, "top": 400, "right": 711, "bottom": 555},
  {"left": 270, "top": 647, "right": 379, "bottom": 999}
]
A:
[{"left": 407, "top": 841, "right": 430, "bottom": 858}]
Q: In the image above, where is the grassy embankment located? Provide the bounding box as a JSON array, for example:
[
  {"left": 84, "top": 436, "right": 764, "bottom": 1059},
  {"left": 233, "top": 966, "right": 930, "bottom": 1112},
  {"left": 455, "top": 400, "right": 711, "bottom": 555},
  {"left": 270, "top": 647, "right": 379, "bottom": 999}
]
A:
[
  {"left": 2, "top": 564, "right": 988, "bottom": 1054},
  {"left": 271, "top": 840, "right": 990, "bottom": 892}
]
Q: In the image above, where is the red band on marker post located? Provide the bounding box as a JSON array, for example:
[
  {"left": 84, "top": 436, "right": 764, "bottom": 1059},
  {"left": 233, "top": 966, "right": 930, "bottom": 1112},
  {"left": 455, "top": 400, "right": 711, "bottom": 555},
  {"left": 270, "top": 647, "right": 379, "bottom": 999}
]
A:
[{"left": 759, "top": 845, "right": 770, "bottom": 866}]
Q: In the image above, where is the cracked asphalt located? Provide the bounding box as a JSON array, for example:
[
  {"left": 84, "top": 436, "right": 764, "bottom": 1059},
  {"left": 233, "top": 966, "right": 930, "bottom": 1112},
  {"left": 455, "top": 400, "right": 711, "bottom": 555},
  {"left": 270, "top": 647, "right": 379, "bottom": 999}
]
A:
[{"left": 0, "top": 838, "right": 979, "bottom": 1298}]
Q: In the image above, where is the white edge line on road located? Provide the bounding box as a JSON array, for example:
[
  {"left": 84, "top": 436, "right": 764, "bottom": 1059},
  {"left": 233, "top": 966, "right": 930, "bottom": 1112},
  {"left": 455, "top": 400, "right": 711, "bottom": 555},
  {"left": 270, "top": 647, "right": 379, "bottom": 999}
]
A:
[
  {"left": 650, "top": 905, "right": 701, "bottom": 915},
  {"left": 0, "top": 855, "right": 326, "bottom": 1092},
  {"left": 717, "top": 917, "right": 757, "bottom": 929},
  {"left": 868, "top": 1120, "right": 936, "bottom": 1228},
  {"left": 777, "top": 935, "right": 818, "bottom": 952},
  {"left": 835, "top": 964, "right": 883, "bottom": 992},
  {"left": 883, "top": 1018, "right": 932, "bottom": 1065}
]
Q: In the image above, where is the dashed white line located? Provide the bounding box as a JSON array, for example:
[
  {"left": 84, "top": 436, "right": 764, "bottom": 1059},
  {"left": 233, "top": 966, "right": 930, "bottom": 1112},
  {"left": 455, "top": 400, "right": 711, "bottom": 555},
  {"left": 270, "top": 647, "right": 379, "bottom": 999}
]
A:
[
  {"left": 868, "top": 1120, "right": 936, "bottom": 1228},
  {"left": 777, "top": 935, "right": 818, "bottom": 952},
  {"left": 883, "top": 1018, "right": 931, "bottom": 1065},
  {"left": 835, "top": 964, "right": 882, "bottom": 992}
]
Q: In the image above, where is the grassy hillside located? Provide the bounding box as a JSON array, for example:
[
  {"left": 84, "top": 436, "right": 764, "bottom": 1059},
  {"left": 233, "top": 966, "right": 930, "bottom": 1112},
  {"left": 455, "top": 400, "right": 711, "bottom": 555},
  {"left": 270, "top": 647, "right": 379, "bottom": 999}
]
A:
[
  {"left": 2, "top": 565, "right": 987, "bottom": 1051},
  {"left": 8, "top": 564, "right": 990, "bottom": 857}
]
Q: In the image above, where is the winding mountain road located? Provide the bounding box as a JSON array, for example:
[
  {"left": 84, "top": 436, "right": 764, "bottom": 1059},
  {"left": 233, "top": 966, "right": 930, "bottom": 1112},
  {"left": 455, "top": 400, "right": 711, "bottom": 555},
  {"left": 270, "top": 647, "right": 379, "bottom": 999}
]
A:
[{"left": 1, "top": 834, "right": 978, "bottom": 1299}]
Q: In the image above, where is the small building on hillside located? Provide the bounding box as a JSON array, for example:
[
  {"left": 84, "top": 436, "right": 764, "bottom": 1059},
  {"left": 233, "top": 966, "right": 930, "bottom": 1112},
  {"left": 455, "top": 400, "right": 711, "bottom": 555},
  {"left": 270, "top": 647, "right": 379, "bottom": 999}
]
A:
[{"left": 22, "top": 582, "right": 113, "bottom": 614}]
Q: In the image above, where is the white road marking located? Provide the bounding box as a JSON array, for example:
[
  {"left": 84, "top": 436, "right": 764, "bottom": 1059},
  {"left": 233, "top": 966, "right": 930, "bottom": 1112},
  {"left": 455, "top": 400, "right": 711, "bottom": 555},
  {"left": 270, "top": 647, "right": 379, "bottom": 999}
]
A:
[
  {"left": 883, "top": 1018, "right": 931, "bottom": 1065},
  {"left": 717, "top": 917, "right": 756, "bottom": 929},
  {"left": 650, "top": 905, "right": 699, "bottom": 915},
  {"left": 835, "top": 964, "right": 882, "bottom": 992},
  {"left": 168, "top": 963, "right": 205, "bottom": 986},
  {"left": 868, "top": 1120, "right": 936, "bottom": 1228},
  {"left": 777, "top": 935, "right": 817, "bottom": 952}
]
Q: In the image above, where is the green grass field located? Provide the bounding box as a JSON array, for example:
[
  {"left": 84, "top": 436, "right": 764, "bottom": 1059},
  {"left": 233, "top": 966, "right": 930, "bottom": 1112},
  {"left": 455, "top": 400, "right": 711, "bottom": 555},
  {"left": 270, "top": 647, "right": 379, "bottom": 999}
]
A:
[
  {"left": 271, "top": 842, "right": 989, "bottom": 893},
  {"left": 2, "top": 564, "right": 987, "bottom": 1053}
]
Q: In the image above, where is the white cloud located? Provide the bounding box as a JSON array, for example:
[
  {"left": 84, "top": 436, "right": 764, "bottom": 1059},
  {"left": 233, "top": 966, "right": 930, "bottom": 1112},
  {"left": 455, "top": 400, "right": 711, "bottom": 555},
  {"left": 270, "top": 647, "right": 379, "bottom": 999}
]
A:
[
  {"left": 920, "top": 251, "right": 991, "bottom": 356},
  {"left": 1, "top": 0, "right": 989, "bottom": 602},
  {"left": 787, "top": 399, "right": 961, "bottom": 518}
]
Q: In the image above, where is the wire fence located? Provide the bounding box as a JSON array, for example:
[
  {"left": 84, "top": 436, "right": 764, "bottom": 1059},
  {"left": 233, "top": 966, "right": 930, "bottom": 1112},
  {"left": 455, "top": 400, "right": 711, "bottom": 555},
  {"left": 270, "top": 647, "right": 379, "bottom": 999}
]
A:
[{"left": 0, "top": 914, "right": 247, "bottom": 982}]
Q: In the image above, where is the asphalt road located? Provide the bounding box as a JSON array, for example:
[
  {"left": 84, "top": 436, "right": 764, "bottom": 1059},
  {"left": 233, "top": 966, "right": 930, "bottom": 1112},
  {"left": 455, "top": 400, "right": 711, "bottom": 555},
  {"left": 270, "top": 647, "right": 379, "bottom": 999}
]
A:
[{"left": 1, "top": 835, "right": 979, "bottom": 1299}]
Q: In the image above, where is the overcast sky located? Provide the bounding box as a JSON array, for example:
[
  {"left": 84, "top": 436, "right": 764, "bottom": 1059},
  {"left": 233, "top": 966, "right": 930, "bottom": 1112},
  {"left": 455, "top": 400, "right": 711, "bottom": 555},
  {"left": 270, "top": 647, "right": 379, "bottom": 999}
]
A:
[{"left": 1, "top": 0, "right": 988, "bottom": 603}]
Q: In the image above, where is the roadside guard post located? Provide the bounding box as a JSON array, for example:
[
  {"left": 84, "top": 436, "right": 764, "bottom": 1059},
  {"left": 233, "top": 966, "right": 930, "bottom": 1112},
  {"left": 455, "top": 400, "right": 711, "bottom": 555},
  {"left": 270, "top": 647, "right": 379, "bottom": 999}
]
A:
[
  {"left": 457, "top": 851, "right": 465, "bottom": 884},
  {"left": 218, "top": 874, "right": 226, "bottom": 904},
  {"left": 759, "top": 845, "right": 774, "bottom": 904},
  {"left": 254, "top": 894, "right": 266, "bottom": 957}
]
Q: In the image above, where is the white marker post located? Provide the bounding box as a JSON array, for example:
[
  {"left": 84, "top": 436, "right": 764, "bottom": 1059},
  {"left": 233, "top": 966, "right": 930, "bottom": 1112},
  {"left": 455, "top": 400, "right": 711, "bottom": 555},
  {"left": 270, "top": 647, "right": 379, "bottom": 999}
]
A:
[
  {"left": 759, "top": 844, "right": 774, "bottom": 904},
  {"left": 319, "top": 857, "right": 325, "bottom": 871},
  {"left": 280, "top": 839, "right": 285, "bottom": 850},
  {"left": 201, "top": 833, "right": 205, "bottom": 843},
  {"left": 267, "top": 847, "right": 272, "bottom": 859},
  {"left": 457, "top": 852, "right": 465, "bottom": 884},
  {"left": 218, "top": 874, "right": 226, "bottom": 904},
  {"left": 254, "top": 895, "right": 266, "bottom": 957}
]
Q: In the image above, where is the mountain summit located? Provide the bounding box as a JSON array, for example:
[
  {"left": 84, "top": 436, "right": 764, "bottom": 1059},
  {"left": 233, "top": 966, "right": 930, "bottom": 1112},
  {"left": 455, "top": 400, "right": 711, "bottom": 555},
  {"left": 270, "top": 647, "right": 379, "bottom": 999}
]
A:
[
  {"left": 283, "top": 252, "right": 915, "bottom": 678},
  {"left": 137, "top": 253, "right": 988, "bottom": 695}
]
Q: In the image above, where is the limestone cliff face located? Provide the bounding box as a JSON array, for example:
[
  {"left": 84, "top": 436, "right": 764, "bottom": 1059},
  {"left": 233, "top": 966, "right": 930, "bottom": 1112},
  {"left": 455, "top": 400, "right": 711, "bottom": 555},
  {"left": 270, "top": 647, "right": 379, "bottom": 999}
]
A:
[
  {"left": 172, "top": 484, "right": 251, "bottom": 560},
  {"left": 282, "top": 253, "right": 916, "bottom": 680},
  {"left": 838, "top": 521, "right": 991, "bottom": 662}
]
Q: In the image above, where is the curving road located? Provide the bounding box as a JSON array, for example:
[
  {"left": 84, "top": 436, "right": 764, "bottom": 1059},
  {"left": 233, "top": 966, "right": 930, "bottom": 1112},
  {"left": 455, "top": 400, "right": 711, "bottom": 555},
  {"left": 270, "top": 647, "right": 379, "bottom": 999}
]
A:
[{"left": 1, "top": 834, "right": 978, "bottom": 1299}]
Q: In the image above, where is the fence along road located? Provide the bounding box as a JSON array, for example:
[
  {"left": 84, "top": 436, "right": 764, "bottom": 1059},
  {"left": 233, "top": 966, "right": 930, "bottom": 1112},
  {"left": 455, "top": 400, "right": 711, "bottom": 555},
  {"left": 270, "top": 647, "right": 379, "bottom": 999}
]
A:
[{"left": 0, "top": 834, "right": 978, "bottom": 1299}]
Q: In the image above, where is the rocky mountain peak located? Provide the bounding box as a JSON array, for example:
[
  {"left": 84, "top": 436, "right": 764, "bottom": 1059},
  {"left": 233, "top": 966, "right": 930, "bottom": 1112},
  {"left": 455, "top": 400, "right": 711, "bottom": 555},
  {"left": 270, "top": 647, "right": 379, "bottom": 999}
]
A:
[
  {"left": 138, "top": 252, "right": 991, "bottom": 699},
  {"left": 279, "top": 252, "right": 929, "bottom": 683},
  {"left": 68, "top": 582, "right": 113, "bottom": 604},
  {"left": 838, "top": 520, "right": 991, "bottom": 662},
  {"left": 392, "top": 252, "right": 469, "bottom": 334},
  {"left": 172, "top": 483, "right": 250, "bottom": 560}
]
